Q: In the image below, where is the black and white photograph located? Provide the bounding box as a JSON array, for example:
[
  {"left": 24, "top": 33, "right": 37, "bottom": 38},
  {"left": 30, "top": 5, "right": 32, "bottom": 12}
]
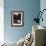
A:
[{"left": 11, "top": 11, "right": 24, "bottom": 27}]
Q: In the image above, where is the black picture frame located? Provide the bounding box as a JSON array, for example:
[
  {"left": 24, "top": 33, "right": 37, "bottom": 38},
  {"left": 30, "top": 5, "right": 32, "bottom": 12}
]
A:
[{"left": 11, "top": 11, "right": 24, "bottom": 27}]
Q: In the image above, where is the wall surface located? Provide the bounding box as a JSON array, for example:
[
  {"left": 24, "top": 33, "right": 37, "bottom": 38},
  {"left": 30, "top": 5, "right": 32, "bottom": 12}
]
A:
[
  {"left": 40, "top": 0, "right": 46, "bottom": 27},
  {"left": 4, "top": 0, "right": 40, "bottom": 42}
]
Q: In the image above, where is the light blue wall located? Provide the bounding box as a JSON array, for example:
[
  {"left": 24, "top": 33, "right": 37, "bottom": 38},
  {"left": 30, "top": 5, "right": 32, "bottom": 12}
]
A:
[
  {"left": 4, "top": 0, "right": 40, "bottom": 42},
  {"left": 40, "top": 0, "right": 46, "bottom": 27}
]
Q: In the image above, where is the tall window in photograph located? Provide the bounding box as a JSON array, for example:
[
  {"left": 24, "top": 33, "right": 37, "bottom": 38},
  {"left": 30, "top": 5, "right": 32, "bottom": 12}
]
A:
[{"left": 11, "top": 11, "right": 24, "bottom": 27}]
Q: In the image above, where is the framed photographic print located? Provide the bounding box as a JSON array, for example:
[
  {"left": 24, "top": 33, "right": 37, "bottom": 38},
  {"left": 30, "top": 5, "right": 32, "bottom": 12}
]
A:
[{"left": 11, "top": 11, "right": 24, "bottom": 27}]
